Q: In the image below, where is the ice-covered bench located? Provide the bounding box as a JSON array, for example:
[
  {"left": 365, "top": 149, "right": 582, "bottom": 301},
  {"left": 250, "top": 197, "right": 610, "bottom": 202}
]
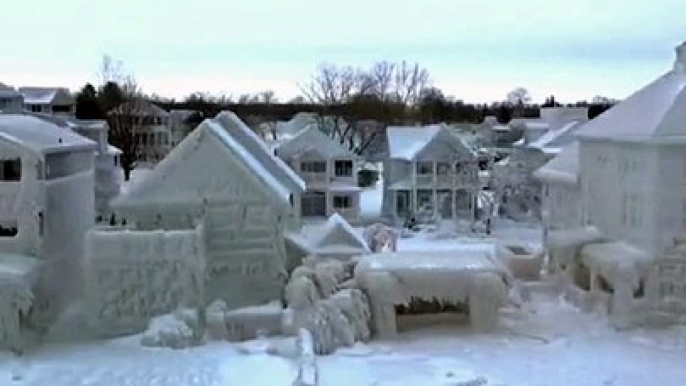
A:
[{"left": 353, "top": 250, "right": 513, "bottom": 337}]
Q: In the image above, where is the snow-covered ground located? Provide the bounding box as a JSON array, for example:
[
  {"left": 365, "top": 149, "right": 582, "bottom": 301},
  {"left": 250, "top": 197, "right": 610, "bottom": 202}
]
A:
[{"left": 7, "top": 175, "right": 682, "bottom": 385}]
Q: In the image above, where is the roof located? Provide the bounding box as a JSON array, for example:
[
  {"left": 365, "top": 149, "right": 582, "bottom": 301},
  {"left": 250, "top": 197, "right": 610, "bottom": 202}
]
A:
[
  {"left": 275, "top": 125, "right": 356, "bottom": 160},
  {"left": 215, "top": 112, "right": 305, "bottom": 194},
  {"left": 0, "top": 114, "right": 97, "bottom": 155},
  {"left": 386, "top": 124, "right": 476, "bottom": 161},
  {"left": 311, "top": 213, "right": 370, "bottom": 255},
  {"left": 113, "top": 112, "right": 303, "bottom": 209},
  {"left": 109, "top": 100, "right": 170, "bottom": 117},
  {"left": 18, "top": 87, "right": 73, "bottom": 105},
  {"left": 533, "top": 142, "right": 580, "bottom": 184},
  {"left": 0, "top": 83, "right": 21, "bottom": 98},
  {"left": 576, "top": 45, "right": 686, "bottom": 142},
  {"left": 527, "top": 120, "right": 585, "bottom": 152}
]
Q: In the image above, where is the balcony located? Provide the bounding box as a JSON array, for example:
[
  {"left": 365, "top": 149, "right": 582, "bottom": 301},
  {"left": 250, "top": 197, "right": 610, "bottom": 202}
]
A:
[
  {"left": 299, "top": 172, "right": 328, "bottom": 186},
  {"left": 416, "top": 173, "right": 478, "bottom": 188}
]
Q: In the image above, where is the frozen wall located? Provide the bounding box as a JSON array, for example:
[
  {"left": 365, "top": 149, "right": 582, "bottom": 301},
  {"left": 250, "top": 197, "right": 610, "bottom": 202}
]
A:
[
  {"left": 83, "top": 227, "right": 205, "bottom": 337},
  {"left": 579, "top": 140, "right": 657, "bottom": 254},
  {"left": 35, "top": 169, "right": 95, "bottom": 323},
  {"left": 543, "top": 182, "right": 582, "bottom": 231}
]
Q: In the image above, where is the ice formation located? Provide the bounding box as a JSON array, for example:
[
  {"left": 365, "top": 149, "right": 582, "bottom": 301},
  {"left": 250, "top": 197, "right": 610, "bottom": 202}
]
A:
[
  {"left": 140, "top": 311, "right": 197, "bottom": 349},
  {"left": 83, "top": 227, "right": 205, "bottom": 337},
  {"left": 283, "top": 261, "right": 372, "bottom": 355},
  {"left": 354, "top": 251, "right": 511, "bottom": 336},
  {"left": 0, "top": 253, "right": 42, "bottom": 352},
  {"left": 363, "top": 223, "right": 398, "bottom": 253}
]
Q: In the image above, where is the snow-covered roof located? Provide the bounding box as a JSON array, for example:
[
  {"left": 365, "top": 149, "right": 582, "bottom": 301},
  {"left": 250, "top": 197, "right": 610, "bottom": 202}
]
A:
[
  {"left": 18, "top": 87, "right": 73, "bottom": 105},
  {"left": 114, "top": 112, "right": 303, "bottom": 210},
  {"left": 312, "top": 213, "right": 370, "bottom": 255},
  {"left": 527, "top": 121, "right": 585, "bottom": 152},
  {"left": 275, "top": 125, "right": 356, "bottom": 161},
  {"left": 576, "top": 43, "right": 686, "bottom": 142},
  {"left": 545, "top": 226, "right": 605, "bottom": 250},
  {"left": 510, "top": 118, "right": 549, "bottom": 131},
  {"left": 386, "top": 125, "right": 476, "bottom": 161},
  {"left": 215, "top": 112, "right": 305, "bottom": 194},
  {"left": 0, "top": 114, "right": 97, "bottom": 155},
  {"left": 107, "top": 144, "right": 122, "bottom": 155},
  {"left": 533, "top": 142, "right": 579, "bottom": 185},
  {"left": 109, "top": 100, "right": 170, "bottom": 117},
  {"left": 0, "top": 83, "right": 21, "bottom": 98}
]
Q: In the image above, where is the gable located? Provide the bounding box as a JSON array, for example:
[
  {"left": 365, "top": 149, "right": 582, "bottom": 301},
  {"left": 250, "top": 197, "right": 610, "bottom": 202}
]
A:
[
  {"left": 113, "top": 125, "right": 276, "bottom": 210},
  {"left": 416, "top": 129, "right": 476, "bottom": 162},
  {"left": 276, "top": 126, "right": 354, "bottom": 161}
]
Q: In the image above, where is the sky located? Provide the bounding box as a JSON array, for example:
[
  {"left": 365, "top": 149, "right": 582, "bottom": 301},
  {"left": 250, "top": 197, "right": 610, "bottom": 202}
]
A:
[{"left": 1, "top": 0, "right": 684, "bottom": 104}]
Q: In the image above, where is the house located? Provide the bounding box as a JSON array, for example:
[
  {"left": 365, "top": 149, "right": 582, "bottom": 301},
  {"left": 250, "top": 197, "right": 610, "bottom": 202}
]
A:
[
  {"left": 0, "top": 113, "right": 96, "bottom": 322},
  {"left": 382, "top": 124, "right": 480, "bottom": 224},
  {"left": 0, "top": 83, "right": 23, "bottom": 113},
  {"left": 108, "top": 100, "right": 171, "bottom": 166},
  {"left": 169, "top": 109, "right": 195, "bottom": 147},
  {"left": 274, "top": 125, "right": 362, "bottom": 223},
  {"left": 37, "top": 115, "right": 122, "bottom": 219},
  {"left": 534, "top": 142, "right": 583, "bottom": 234},
  {"left": 569, "top": 41, "right": 686, "bottom": 256},
  {"left": 18, "top": 87, "right": 74, "bottom": 115},
  {"left": 111, "top": 111, "right": 305, "bottom": 309},
  {"left": 511, "top": 107, "right": 589, "bottom": 146}
]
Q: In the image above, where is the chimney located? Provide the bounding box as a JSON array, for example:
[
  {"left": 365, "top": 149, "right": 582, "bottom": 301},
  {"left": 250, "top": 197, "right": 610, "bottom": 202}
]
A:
[{"left": 674, "top": 41, "right": 686, "bottom": 73}]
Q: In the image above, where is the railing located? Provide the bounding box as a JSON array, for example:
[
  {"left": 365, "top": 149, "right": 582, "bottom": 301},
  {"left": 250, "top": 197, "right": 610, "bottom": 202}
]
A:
[
  {"left": 299, "top": 172, "right": 328, "bottom": 185},
  {"left": 333, "top": 207, "right": 358, "bottom": 222},
  {"left": 417, "top": 173, "right": 479, "bottom": 188}
]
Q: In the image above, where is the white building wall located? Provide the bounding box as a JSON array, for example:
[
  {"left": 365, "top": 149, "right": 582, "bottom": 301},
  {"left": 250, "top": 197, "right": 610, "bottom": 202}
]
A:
[
  {"left": 38, "top": 169, "right": 95, "bottom": 320},
  {"left": 580, "top": 140, "right": 661, "bottom": 254},
  {"left": 543, "top": 181, "right": 582, "bottom": 231},
  {"left": 654, "top": 145, "right": 686, "bottom": 253}
]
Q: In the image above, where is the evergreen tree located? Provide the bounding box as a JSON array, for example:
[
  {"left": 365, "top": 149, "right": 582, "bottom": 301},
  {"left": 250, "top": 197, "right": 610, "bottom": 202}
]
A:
[{"left": 75, "top": 84, "right": 104, "bottom": 119}]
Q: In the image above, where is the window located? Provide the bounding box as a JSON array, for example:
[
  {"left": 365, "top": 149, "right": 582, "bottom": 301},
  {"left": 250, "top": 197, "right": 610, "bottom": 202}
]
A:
[
  {"left": 0, "top": 221, "right": 17, "bottom": 237},
  {"left": 623, "top": 193, "right": 642, "bottom": 227},
  {"left": 0, "top": 159, "right": 21, "bottom": 181},
  {"left": 334, "top": 160, "right": 353, "bottom": 177},
  {"left": 300, "top": 161, "right": 326, "bottom": 173},
  {"left": 436, "top": 162, "right": 451, "bottom": 175},
  {"left": 333, "top": 195, "right": 352, "bottom": 208},
  {"left": 416, "top": 162, "right": 433, "bottom": 175},
  {"left": 417, "top": 189, "right": 433, "bottom": 209}
]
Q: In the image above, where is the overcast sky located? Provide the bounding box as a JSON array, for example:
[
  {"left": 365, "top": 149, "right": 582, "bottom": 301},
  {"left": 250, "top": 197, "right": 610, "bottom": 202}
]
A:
[{"left": 1, "top": 0, "right": 684, "bottom": 103}]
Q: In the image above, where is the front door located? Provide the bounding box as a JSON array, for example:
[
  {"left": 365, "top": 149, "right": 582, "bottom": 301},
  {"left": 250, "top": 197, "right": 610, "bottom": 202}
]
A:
[{"left": 396, "top": 190, "right": 410, "bottom": 219}]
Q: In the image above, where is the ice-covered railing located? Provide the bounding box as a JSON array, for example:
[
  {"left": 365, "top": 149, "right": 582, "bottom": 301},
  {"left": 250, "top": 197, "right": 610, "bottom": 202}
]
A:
[{"left": 354, "top": 251, "right": 512, "bottom": 336}]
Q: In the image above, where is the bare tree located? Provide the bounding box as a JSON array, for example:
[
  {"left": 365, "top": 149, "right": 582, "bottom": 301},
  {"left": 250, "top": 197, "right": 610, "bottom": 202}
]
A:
[
  {"left": 99, "top": 55, "right": 144, "bottom": 181},
  {"left": 506, "top": 87, "right": 531, "bottom": 118},
  {"left": 300, "top": 60, "right": 431, "bottom": 156}
]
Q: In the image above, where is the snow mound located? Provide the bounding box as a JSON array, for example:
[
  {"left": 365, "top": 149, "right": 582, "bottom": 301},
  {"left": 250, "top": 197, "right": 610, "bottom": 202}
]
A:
[{"left": 140, "top": 311, "right": 197, "bottom": 349}]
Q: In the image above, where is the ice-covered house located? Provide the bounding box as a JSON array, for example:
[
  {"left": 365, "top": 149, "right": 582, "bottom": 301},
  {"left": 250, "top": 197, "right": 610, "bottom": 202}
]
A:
[
  {"left": 18, "top": 87, "right": 74, "bottom": 115},
  {"left": 570, "top": 42, "right": 686, "bottom": 256},
  {"left": 0, "top": 83, "right": 23, "bottom": 113},
  {"left": 0, "top": 113, "right": 96, "bottom": 321},
  {"left": 511, "top": 107, "right": 589, "bottom": 146},
  {"left": 38, "top": 116, "right": 122, "bottom": 219},
  {"left": 382, "top": 125, "right": 479, "bottom": 224},
  {"left": 111, "top": 112, "right": 306, "bottom": 310},
  {"left": 534, "top": 142, "right": 583, "bottom": 233},
  {"left": 108, "top": 100, "right": 171, "bottom": 165},
  {"left": 274, "top": 125, "right": 362, "bottom": 223}
]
